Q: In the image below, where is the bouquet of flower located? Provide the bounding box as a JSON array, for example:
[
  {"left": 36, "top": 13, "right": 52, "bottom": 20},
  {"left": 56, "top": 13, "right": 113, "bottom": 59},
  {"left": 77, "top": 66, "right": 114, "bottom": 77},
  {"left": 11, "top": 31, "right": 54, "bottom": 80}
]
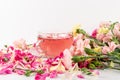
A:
[
  {"left": 72, "top": 21, "right": 120, "bottom": 70},
  {"left": 0, "top": 21, "right": 120, "bottom": 80}
]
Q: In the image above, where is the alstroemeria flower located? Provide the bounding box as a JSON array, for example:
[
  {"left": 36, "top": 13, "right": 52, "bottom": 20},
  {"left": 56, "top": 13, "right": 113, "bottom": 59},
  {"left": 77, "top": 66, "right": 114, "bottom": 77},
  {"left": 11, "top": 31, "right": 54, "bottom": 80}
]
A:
[
  {"left": 98, "top": 27, "right": 109, "bottom": 34},
  {"left": 96, "top": 32, "right": 112, "bottom": 42},
  {"left": 73, "top": 34, "right": 85, "bottom": 44},
  {"left": 102, "top": 42, "right": 118, "bottom": 54},
  {"left": 99, "top": 21, "right": 111, "bottom": 28},
  {"left": 113, "top": 23, "right": 120, "bottom": 40},
  {"left": 75, "top": 38, "right": 90, "bottom": 55},
  {"left": 71, "top": 34, "right": 90, "bottom": 56},
  {"left": 13, "top": 39, "right": 27, "bottom": 50},
  {"left": 95, "top": 21, "right": 113, "bottom": 42}
]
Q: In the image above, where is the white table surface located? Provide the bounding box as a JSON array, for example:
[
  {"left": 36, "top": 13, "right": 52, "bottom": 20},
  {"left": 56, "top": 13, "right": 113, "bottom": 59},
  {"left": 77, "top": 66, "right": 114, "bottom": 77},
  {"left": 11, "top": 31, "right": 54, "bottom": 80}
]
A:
[{"left": 0, "top": 69, "right": 119, "bottom": 80}]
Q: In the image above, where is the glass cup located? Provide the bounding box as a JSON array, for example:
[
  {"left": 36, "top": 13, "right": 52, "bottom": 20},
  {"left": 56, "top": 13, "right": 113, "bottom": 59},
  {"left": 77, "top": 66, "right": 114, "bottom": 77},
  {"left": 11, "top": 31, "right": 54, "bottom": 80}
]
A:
[{"left": 37, "top": 33, "right": 73, "bottom": 58}]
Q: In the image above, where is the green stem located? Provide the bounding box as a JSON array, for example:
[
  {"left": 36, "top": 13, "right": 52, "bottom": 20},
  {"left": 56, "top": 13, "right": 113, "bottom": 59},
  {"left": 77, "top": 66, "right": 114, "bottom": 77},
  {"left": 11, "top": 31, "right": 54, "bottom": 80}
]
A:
[
  {"left": 15, "top": 68, "right": 44, "bottom": 73},
  {"left": 112, "top": 67, "right": 120, "bottom": 70},
  {"left": 72, "top": 55, "right": 108, "bottom": 63}
]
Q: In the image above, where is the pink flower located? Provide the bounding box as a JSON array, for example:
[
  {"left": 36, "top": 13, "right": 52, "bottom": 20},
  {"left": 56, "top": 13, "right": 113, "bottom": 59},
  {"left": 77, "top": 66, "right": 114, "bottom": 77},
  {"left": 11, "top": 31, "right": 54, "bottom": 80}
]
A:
[
  {"left": 14, "top": 70, "right": 25, "bottom": 75},
  {"left": 0, "top": 64, "right": 13, "bottom": 75},
  {"left": 102, "top": 42, "right": 118, "bottom": 54},
  {"left": 49, "top": 70, "right": 58, "bottom": 78},
  {"left": 113, "top": 23, "right": 120, "bottom": 40},
  {"left": 75, "top": 39, "right": 90, "bottom": 55},
  {"left": 35, "top": 73, "right": 49, "bottom": 80},
  {"left": 35, "top": 71, "right": 58, "bottom": 80},
  {"left": 96, "top": 32, "right": 112, "bottom": 42},
  {"left": 99, "top": 21, "right": 111, "bottom": 28},
  {"left": 0, "top": 68, "right": 12, "bottom": 74},
  {"left": 13, "top": 39, "right": 27, "bottom": 50},
  {"left": 90, "top": 70, "right": 100, "bottom": 76},
  {"left": 71, "top": 33, "right": 91, "bottom": 56},
  {"left": 73, "top": 34, "right": 84, "bottom": 44},
  {"left": 102, "top": 34, "right": 112, "bottom": 42},
  {"left": 31, "top": 62, "right": 41, "bottom": 69},
  {"left": 62, "top": 49, "right": 72, "bottom": 69}
]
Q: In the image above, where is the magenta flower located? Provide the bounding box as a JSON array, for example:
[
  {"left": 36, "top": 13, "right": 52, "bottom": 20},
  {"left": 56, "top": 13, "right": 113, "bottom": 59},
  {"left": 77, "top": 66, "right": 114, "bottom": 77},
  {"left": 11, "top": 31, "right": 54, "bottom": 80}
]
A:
[
  {"left": 0, "top": 65, "right": 13, "bottom": 74},
  {"left": 35, "top": 73, "right": 49, "bottom": 80},
  {"left": 91, "top": 29, "right": 97, "bottom": 38},
  {"left": 49, "top": 70, "right": 58, "bottom": 78}
]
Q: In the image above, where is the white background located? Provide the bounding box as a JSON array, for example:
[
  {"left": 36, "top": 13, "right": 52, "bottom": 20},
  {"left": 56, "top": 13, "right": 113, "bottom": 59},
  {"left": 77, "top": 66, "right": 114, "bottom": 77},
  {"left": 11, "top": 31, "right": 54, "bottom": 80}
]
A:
[
  {"left": 0, "top": 0, "right": 120, "bottom": 80},
  {"left": 0, "top": 0, "right": 120, "bottom": 47}
]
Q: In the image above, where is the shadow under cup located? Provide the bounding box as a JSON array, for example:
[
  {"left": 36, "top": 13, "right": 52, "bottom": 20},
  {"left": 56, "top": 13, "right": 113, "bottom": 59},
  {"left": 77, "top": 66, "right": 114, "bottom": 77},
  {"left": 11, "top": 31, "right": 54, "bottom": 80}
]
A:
[{"left": 37, "top": 33, "right": 73, "bottom": 58}]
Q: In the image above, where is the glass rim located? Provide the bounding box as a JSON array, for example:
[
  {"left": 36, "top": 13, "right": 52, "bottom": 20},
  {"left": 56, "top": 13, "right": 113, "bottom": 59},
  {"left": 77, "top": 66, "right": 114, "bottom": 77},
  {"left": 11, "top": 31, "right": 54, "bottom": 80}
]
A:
[{"left": 37, "top": 32, "right": 73, "bottom": 39}]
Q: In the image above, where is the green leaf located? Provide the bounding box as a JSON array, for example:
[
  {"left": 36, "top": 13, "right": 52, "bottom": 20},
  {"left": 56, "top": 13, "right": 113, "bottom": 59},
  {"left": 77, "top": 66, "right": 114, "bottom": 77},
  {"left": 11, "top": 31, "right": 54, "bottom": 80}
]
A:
[
  {"left": 114, "top": 48, "right": 120, "bottom": 53},
  {"left": 72, "top": 56, "right": 86, "bottom": 63},
  {"left": 109, "top": 61, "right": 114, "bottom": 68},
  {"left": 84, "top": 48, "right": 97, "bottom": 55},
  {"left": 37, "top": 70, "right": 44, "bottom": 74},
  {"left": 25, "top": 70, "right": 33, "bottom": 77},
  {"left": 90, "top": 38, "right": 105, "bottom": 46},
  {"left": 112, "top": 37, "right": 119, "bottom": 44},
  {"left": 81, "top": 68, "right": 92, "bottom": 75},
  {"left": 92, "top": 61, "right": 102, "bottom": 67},
  {"left": 76, "top": 29, "right": 89, "bottom": 37},
  {"left": 109, "top": 22, "right": 117, "bottom": 30},
  {"left": 109, "top": 22, "right": 118, "bottom": 35},
  {"left": 88, "top": 63, "right": 96, "bottom": 69}
]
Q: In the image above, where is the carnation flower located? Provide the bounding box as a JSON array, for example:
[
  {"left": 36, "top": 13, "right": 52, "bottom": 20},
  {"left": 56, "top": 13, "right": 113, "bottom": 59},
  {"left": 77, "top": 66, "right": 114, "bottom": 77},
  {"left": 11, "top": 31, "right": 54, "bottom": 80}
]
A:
[{"left": 91, "top": 29, "right": 97, "bottom": 38}]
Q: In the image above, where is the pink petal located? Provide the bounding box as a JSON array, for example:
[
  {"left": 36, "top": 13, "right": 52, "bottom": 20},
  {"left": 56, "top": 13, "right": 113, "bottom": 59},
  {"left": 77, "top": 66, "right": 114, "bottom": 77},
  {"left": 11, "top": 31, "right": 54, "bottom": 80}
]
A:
[
  {"left": 77, "top": 74, "right": 85, "bottom": 79},
  {"left": 35, "top": 73, "right": 49, "bottom": 80},
  {"left": 62, "top": 49, "right": 72, "bottom": 69},
  {"left": 49, "top": 70, "right": 58, "bottom": 78},
  {"left": 91, "top": 70, "right": 100, "bottom": 76}
]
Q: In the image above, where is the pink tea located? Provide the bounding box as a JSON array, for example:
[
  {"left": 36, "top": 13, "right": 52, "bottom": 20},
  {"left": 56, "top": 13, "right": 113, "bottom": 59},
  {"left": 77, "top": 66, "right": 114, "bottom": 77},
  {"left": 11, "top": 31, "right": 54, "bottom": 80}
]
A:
[{"left": 38, "top": 33, "right": 73, "bottom": 57}]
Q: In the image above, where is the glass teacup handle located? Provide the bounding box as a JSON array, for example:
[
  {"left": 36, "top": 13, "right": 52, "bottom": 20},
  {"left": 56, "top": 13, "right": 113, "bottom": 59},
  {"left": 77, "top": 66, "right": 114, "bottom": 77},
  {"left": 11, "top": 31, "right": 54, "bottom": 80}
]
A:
[
  {"left": 34, "top": 40, "right": 44, "bottom": 56},
  {"left": 36, "top": 40, "right": 48, "bottom": 57}
]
